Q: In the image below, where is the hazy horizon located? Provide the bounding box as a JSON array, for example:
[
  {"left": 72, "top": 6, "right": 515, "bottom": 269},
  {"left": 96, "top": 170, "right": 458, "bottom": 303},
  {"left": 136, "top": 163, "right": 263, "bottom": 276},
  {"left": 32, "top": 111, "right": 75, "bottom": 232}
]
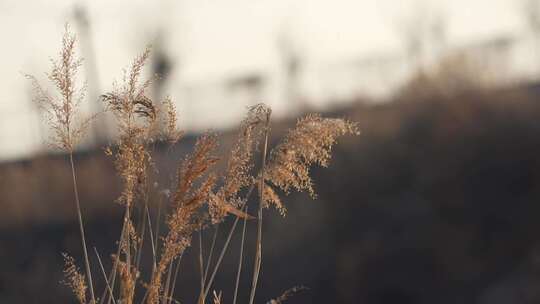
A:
[{"left": 0, "top": 0, "right": 530, "bottom": 160}]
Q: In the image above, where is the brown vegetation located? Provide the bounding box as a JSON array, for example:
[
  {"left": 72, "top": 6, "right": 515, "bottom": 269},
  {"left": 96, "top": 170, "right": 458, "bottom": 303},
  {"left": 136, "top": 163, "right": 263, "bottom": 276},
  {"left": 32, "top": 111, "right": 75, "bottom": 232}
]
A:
[{"left": 25, "top": 26, "right": 357, "bottom": 304}]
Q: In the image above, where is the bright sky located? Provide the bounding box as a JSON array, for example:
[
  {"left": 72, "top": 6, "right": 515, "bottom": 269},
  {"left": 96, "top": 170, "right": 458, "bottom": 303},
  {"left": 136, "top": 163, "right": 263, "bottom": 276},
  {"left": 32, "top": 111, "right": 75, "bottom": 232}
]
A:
[{"left": 0, "top": 0, "right": 528, "bottom": 160}]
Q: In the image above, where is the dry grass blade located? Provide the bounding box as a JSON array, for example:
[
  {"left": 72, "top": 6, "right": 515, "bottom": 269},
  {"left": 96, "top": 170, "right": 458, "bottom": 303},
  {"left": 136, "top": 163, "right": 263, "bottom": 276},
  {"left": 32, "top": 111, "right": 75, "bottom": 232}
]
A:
[
  {"left": 167, "top": 253, "right": 183, "bottom": 304},
  {"left": 163, "top": 261, "right": 175, "bottom": 304},
  {"left": 212, "top": 291, "right": 223, "bottom": 304},
  {"left": 145, "top": 203, "right": 158, "bottom": 270},
  {"left": 266, "top": 286, "right": 309, "bottom": 304},
  {"left": 135, "top": 203, "right": 148, "bottom": 270},
  {"left": 69, "top": 152, "right": 96, "bottom": 304},
  {"left": 103, "top": 207, "right": 128, "bottom": 304},
  {"left": 232, "top": 204, "right": 249, "bottom": 304},
  {"left": 249, "top": 109, "right": 271, "bottom": 304},
  {"left": 154, "top": 195, "right": 164, "bottom": 263},
  {"left": 203, "top": 225, "right": 219, "bottom": 284},
  {"left": 198, "top": 230, "right": 205, "bottom": 303},
  {"left": 94, "top": 248, "right": 117, "bottom": 304},
  {"left": 202, "top": 184, "right": 256, "bottom": 299}
]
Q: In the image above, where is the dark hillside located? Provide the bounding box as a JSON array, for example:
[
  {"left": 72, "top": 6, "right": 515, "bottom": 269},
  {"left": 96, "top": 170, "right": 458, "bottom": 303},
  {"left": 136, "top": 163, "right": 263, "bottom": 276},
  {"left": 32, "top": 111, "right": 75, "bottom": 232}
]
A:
[{"left": 3, "top": 85, "right": 540, "bottom": 303}]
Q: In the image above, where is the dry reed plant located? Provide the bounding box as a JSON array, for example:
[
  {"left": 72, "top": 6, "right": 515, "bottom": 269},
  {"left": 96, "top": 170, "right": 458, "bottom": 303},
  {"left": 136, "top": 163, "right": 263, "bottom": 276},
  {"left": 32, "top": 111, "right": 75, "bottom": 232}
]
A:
[
  {"left": 264, "top": 114, "right": 359, "bottom": 199},
  {"left": 34, "top": 26, "right": 358, "bottom": 304},
  {"left": 27, "top": 25, "right": 97, "bottom": 304}
]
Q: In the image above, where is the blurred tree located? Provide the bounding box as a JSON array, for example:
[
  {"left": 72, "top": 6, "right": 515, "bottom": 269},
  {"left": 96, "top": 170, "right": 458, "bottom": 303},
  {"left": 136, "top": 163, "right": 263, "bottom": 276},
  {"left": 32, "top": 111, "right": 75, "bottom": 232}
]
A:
[
  {"left": 523, "top": 0, "right": 540, "bottom": 35},
  {"left": 73, "top": 4, "right": 107, "bottom": 145},
  {"left": 522, "top": 0, "right": 540, "bottom": 74},
  {"left": 395, "top": 2, "right": 447, "bottom": 72},
  {"left": 276, "top": 22, "right": 304, "bottom": 113},
  {"left": 226, "top": 73, "right": 265, "bottom": 107},
  {"left": 151, "top": 30, "right": 174, "bottom": 129}
]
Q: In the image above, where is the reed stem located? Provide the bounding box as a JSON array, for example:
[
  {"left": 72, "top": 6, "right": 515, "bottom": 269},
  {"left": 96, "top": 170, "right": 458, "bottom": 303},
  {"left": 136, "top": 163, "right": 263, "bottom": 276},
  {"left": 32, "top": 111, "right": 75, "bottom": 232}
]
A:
[
  {"left": 69, "top": 152, "right": 96, "bottom": 304},
  {"left": 249, "top": 111, "right": 271, "bottom": 304}
]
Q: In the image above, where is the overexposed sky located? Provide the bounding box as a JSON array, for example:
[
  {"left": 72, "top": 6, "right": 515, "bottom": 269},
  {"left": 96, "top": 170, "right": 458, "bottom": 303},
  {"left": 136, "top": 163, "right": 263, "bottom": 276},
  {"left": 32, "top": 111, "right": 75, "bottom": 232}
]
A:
[{"left": 0, "top": 0, "right": 529, "bottom": 159}]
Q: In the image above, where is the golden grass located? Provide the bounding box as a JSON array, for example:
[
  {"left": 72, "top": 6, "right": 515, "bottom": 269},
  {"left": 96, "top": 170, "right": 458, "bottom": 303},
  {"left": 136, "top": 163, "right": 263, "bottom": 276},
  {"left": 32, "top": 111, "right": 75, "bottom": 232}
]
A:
[{"left": 29, "top": 26, "right": 358, "bottom": 304}]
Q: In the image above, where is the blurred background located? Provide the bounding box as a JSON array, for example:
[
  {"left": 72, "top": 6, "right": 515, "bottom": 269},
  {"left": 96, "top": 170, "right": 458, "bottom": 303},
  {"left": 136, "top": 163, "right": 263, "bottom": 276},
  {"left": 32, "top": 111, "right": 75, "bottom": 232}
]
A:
[{"left": 3, "top": 0, "right": 540, "bottom": 303}]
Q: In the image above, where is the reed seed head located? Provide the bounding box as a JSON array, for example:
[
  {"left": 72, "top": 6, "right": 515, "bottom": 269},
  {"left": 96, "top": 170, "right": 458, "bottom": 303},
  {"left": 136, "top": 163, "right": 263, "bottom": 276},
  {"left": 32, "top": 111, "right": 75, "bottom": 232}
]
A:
[
  {"left": 162, "top": 96, "right": 184, "bottom": 144},
  {"left": 209, "top": 103, "right": 270, "bottom": 223},
  {"left": 27, "top": 24, "right": 95, "bottom": 152},
  {"left": 264, "top": 114, "right": 359, "bottom": 210},
  {"left": 102, "top": 46, "right": 158, "bottom": 207},
  {"left": 61, "top": 253, "right": 88, "bottom": 304}
]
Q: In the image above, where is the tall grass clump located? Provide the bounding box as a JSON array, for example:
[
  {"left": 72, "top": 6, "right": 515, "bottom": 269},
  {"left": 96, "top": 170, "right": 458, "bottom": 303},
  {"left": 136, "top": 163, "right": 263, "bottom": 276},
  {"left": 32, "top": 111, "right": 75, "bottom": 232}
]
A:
[
  {"left": 29, "top": 26, "right": 359, "bottom": 304},
  {"left": 27, "top": 25, "right": 97, "bottom": 304}
]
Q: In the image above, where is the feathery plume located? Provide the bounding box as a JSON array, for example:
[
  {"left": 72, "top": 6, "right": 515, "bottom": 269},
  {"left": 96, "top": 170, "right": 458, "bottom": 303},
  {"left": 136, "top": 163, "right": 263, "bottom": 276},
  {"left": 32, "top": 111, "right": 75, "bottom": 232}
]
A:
[
  {"left": 37, "top": 24, "right": 361, "bottom": 304},
  {"left": 102, "top": 46, "right": 157, "bottom": 207},
  {"left": 162, "top": 96, "right": 184, "bottom": 145},
  {"left": 62, "top": 253, "right": 88, "bottom": 304},
  {"left": 209, "top": 104, "right": 270, "bottom": 223},
  {"left": 265, "top": 114, "right": 359, "bottom": 205},
  {"left": 117, "top": 259, "right": 138, "bottom": 304},
  {"left": 261, "top": 183, "right": 285, "bottom": 216},
  {"left": 27, "top": 24, "right": 95, "bottom": 152},
  {"left": 147, "top": 133, "right": 219, "bottom": 304}
]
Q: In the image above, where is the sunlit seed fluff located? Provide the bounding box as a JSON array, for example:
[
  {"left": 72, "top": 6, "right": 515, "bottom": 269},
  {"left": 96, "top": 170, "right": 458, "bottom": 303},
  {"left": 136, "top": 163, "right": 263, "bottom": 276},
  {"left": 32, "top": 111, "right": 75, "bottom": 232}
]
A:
[
  {"left": 162, "top": 96, "right": 184, "bottom": 144},
  {"left": 265, "top": 114, "right": 359, "bottom": 199},
  {"left": 261, "top": 183, "right": 286, "bottom": 216},
  {"left": 27, "top": 25, "right": 96, "bottom": 152},
  {"left": 101, "top": 46, "right": 158, "bottom": 207},
  {"left": 61, "top": 253, "right": 88, "bottom": 304},
  {"left": 117, "top": 259, "right": 138, "bottom": 304},
  {"left": 146, "top": 133, "right": 219, "bottom": 304},
  {"left": 38, "top": 24, "right": 361, "bottom": 304},
  {"left": 209, "top": 103, "right": 270, "bottom": 223}
]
